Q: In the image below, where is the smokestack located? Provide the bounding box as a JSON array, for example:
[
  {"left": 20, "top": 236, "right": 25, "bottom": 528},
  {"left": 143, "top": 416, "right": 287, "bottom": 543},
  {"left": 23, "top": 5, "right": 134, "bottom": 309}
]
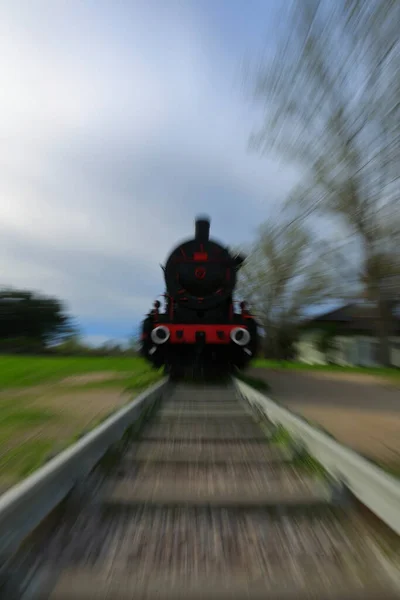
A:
[{"left": 194, "top": 215, "right": 210, "bottom": 243}]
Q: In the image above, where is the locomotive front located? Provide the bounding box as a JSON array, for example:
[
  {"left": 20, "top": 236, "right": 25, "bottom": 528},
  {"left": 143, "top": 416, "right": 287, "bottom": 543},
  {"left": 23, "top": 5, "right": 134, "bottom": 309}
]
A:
[{"left": 140, "top": 216, "right": 258, "bottom": 377}]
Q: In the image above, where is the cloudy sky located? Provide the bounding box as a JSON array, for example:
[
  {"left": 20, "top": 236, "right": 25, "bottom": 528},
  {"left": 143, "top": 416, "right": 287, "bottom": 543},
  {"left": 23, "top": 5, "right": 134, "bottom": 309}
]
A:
[{"left": 0, "top": 0, "right": 301, "bottom": 346}]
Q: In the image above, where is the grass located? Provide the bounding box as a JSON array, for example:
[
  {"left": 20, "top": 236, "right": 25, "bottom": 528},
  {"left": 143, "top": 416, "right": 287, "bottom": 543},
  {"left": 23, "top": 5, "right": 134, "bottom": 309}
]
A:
[
  {"left": 234, "top": 372, "right": 271, "bottom": 392},
  {"left": 381, "top": 463, "right": 400, "bottom": 478},
  {"left": 239, "top": 371, "right": 345, "bottom": 443},
  {"left": 0, "top": 355, "right": 151, "bottom": 389},
  {"left": 0, "top": 439, "right": 55, "bottom": 479},
  {"left": 0, "top": 405, "right": 56, "bottom": 428},
  {"left": 242, "top": 372, "right": 400, "bottom": 472},
  {"left": 269, "top": 424, "right": 293, "bottom": 446},
  {"left": 244, "top": 373, "right": 400, "bottom": 483},
  {"left": 251, "top": 360, "right": 400, "bottom": 389},
  {"left": 251, "top": 358, "right": 400, "bottom": 378},
  {"left": 269, "top": 425, "right": 329, "bottom": 480},
  {"left": 0, "top": 355, "right": 164, "bottom": 490}
]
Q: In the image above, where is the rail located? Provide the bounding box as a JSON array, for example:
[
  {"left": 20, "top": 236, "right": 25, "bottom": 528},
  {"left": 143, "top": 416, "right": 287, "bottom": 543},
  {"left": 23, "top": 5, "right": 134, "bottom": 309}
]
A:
[
  {"left": 233, "top": 377, "right": 400, "bottom": 536},
  {"left": 0, "top": 377, "right": 169, "bottom": 564},
  {"left": 0, "top": 374, "right": 399, "bottom": 575}
]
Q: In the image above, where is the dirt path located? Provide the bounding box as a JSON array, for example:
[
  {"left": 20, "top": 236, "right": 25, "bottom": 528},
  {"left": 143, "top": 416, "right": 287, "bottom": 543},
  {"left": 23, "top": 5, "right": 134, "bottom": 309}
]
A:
[
  {"left": 249, "top": 368, "right": 400, "bottom": 411},
  {"left": 247, "top": 367, "right": 400, "bottom": 467}
]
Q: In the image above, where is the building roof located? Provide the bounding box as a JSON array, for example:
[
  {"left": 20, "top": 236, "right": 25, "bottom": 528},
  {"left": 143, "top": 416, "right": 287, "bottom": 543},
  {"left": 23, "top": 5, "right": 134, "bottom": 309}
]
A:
[{"left": 301, "top": 302, "right": 400, "bottom": 335}]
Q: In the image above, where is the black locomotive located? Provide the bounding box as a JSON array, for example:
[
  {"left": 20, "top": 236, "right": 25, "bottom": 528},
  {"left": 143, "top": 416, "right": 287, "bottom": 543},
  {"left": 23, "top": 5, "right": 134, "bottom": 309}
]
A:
[{"left": 140, "top": 216, "right": 259, "bottom": 377}]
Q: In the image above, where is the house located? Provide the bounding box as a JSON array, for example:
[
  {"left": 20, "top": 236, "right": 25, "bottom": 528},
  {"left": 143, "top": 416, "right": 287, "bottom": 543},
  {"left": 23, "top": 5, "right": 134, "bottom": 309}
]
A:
[{"left": 295, "top": 302, "right": 400, "bottom": 367}]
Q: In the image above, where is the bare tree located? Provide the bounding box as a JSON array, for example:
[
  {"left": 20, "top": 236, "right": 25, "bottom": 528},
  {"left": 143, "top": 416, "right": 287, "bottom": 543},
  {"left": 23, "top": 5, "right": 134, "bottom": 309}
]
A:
[
  {"left": 249, "top": 0, "right": 400, "bottom": 364},
  {"left": 236, "top": 217, "right": 338, "bottom": 359}
]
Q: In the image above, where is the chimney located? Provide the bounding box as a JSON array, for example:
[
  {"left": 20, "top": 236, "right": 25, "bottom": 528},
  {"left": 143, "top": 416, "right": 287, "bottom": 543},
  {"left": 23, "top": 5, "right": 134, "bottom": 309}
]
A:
[{"left": 194, "top": 216, "right": 210, "bottom": 243}]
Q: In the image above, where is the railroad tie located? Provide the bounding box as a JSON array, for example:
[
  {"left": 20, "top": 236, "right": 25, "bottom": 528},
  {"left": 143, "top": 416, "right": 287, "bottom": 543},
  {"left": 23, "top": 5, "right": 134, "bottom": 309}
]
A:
[{"left": 42, "top": 381, "right": 399, "bottom": 599}]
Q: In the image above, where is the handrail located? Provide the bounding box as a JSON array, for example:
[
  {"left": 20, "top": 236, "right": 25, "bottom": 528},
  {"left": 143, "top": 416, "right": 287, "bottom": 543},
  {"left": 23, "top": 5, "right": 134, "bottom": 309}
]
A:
[{"left": 233, "top": 377, "right": 400, "bottom": 536}]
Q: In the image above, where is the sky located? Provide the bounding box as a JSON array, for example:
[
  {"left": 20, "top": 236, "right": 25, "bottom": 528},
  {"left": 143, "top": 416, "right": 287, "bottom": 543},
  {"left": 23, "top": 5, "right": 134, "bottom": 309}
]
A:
[{"left": 0, "top": 0, "right": 302, "bottom": 347}]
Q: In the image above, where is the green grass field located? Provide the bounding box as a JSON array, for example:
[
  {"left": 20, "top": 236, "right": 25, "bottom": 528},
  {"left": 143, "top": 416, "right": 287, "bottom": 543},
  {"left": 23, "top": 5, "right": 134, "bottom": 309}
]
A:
[
  {"left": 0, "top": 355, "right": 164, "bottom": 490},
  {"left": 0, "top": 355, "right": 157, "bottom": 388}
]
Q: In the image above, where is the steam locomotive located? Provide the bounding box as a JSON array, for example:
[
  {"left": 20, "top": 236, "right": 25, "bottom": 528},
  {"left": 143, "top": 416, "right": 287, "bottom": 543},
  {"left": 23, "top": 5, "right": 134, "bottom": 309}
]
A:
[{"left": 140, "top": 216, "right": 259, "bottom": 377}]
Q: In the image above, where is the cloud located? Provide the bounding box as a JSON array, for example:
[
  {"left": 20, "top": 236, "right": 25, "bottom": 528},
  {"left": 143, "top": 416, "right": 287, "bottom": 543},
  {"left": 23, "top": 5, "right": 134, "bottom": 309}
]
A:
[{"left": 0, "top": 1, "right": 300, "bottom": 338}]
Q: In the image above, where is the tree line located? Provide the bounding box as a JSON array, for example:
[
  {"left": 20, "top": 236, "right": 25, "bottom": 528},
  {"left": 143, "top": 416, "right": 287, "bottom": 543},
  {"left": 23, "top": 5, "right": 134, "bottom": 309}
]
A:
[
  {"left": 238, "top": 0, "right": 400, "bottom": 366},
  {"left": 0, "top": 287, "right": 138, "bottom": 356}
]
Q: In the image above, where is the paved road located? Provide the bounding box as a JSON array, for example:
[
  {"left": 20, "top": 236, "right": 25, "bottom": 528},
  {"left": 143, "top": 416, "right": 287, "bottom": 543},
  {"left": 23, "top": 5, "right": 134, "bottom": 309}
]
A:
[{"left": 247, "top": 367, "right": 400, "bottom": 412}]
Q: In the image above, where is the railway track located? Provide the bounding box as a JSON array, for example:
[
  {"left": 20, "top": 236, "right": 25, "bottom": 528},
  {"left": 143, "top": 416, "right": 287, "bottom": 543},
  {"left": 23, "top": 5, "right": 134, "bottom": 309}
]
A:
[{"left": 2, "top": 380, "right": 400, "bottom": 599}]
